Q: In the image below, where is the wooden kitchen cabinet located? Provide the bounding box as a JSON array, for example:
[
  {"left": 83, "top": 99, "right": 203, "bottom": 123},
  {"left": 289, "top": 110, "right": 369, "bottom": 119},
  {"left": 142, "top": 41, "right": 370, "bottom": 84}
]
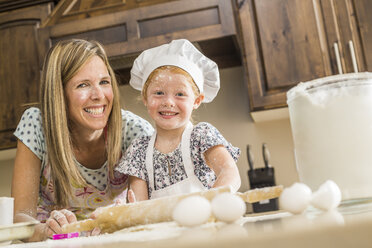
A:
[
  {"left": 0, "top": 0, "right": 240, "bottom": 150},
  {"left": 0, "top": 2, "right": 52, "bottom": 150},
  {"left": 37, "top": 0, "right": 241, "bottom": 82},
  {"left": 235, "top": 0, "right": 372, "bottom": 113}
]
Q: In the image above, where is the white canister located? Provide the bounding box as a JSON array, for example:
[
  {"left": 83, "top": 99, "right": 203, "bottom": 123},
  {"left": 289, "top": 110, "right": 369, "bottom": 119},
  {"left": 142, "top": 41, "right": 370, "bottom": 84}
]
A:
[
  {"left": 0, "top": 197, "right": 14, "bottom": 226},
  {"left": 287, "top": 72, "right": 372, "bottom": 201}
]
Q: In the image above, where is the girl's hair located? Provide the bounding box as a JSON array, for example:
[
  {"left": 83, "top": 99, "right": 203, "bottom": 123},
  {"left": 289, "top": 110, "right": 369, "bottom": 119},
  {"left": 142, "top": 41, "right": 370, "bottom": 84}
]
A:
[
  {"left": 40, "top": 39, "right": 122, "bottom": 207},
  {"left": 142, "top": 66, "right": 200, "bottom": 100}
]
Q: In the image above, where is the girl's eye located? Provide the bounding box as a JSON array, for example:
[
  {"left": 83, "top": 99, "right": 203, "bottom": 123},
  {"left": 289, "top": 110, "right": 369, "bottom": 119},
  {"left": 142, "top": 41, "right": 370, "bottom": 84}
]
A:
[
  {"left": 176, "top": 92, "right": 185, "bottom": 96},
  {"left": 155, "top": 91, "right": 164, "bottom": 95}
]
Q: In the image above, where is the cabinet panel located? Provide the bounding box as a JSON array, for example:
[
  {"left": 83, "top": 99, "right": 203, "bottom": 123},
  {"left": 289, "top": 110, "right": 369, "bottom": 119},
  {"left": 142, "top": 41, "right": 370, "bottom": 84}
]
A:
[
  {"left": 237, "top": 0, "right": 331, "bottom": 111},
  {"left": 353, "top": 0, "right": 372, "bottom": 71},
  {"left": 38, "top": 0, "right": 239, "bottom": 72},
  {"left": 0, "top": 4, "right": 51, "bottom": 150}
]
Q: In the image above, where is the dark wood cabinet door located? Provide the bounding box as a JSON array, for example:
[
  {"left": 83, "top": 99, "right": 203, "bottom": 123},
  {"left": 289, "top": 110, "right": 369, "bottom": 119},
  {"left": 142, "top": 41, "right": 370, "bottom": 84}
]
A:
[
  {"left": 0, "top": 4, "right": 51, "bottom": 150},
  {"left": 352, "top": 0, "right": 372, "bottom": 72},
  {"left": 237, "top": 0, "right": 372, "bottom": 112},
  {"left": 320, "top": 0, "right": 368, "bottom": 74},
  {"left": 237, "top": 0, "right": 331, "bottom": 111}
]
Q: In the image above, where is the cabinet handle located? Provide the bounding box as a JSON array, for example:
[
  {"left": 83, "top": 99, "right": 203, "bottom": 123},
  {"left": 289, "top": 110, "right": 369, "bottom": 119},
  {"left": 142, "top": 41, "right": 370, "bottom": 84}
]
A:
[
  {"left": 348, "top": 40, "right": 359, "bottom": 73},
  {"left": 333, "top": 42, "right": 343, "bottom": 74}
]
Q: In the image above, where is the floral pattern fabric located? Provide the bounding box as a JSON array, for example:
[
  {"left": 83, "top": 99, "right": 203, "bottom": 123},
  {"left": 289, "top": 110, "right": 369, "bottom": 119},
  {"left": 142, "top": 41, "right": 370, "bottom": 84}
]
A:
[{"left": 116, "top": 122, "right": 240, "bottom": 198}]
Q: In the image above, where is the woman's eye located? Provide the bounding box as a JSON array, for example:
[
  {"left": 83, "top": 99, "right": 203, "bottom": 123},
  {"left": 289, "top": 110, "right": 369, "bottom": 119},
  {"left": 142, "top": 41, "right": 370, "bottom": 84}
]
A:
[
  {"left": 100, "top": 80, "right": 110, "bottom": 85},
  {"left": 77, "top": 83, "right": 87, "bottom": 88}
]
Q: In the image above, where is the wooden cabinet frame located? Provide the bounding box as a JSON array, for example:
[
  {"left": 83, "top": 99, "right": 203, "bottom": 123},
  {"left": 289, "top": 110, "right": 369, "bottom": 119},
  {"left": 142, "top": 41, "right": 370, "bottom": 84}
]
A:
[{"left": 38, "top": 0, "right": 237, "bottom": 69}]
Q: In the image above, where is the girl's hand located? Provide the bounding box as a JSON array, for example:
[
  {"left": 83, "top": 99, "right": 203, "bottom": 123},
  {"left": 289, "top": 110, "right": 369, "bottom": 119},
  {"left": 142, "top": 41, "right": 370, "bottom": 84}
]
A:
[
  {"left": 45, "top": 209, "right": 77, "bottom": 238},
  {"left": 127, "top": 189, "right": 137, "bottom": 203}
]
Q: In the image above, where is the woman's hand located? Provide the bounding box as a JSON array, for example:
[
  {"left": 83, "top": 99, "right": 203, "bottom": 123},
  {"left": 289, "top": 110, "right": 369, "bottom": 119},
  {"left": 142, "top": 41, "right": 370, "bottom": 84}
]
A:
[{"left": 45, "top": 209, "right": 77, "bottom": 238}]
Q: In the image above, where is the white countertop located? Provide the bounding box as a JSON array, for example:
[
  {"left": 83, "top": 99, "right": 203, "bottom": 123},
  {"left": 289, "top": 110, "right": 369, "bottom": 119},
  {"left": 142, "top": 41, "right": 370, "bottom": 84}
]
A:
[{"left": 7, "top": 199, "right": 372, "bottom": 248}]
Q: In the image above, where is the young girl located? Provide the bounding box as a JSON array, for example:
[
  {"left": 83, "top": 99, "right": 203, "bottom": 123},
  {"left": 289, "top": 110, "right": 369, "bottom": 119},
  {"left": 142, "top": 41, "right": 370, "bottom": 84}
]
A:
[{"left": 116, "top": 39, "right": 241, "bottom": 200}]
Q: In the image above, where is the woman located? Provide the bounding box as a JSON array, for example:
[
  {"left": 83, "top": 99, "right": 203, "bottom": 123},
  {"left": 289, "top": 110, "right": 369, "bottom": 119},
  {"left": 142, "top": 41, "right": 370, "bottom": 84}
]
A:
[{"left": 11, "top": 39, "right": 153, "bottom": 241}]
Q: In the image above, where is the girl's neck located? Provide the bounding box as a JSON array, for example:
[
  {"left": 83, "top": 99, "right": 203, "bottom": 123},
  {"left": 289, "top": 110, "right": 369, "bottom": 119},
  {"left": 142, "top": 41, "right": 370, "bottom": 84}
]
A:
[{"left": 155, "top": 126, "right": 186, "bottom": 154}]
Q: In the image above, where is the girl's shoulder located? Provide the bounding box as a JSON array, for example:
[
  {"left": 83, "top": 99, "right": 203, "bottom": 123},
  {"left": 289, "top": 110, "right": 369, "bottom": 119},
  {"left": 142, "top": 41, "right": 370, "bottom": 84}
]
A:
[
  {"left": 192, "top": 122, "right": 219, "bottom": 136},
  {"left": 192, "top": 122, "right": 241, "bottom": 162},
  {"left": 130, "top": 135, "right": 152, "bottom": 149}
]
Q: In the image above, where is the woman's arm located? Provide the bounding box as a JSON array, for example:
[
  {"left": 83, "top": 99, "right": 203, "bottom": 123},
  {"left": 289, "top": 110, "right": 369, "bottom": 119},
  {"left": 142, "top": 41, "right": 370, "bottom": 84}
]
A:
[
  {"left": 129, "top": 176, "right": 149, "bottom": 201},
  {"left": 204, "top": 145, "right": 241, "bottom": 192},
  {"left": 12, "top": 140, "right": 47, "bottom": 241},
  {"left": 12, "top": 141, "right": 78, "bottom": 241}
]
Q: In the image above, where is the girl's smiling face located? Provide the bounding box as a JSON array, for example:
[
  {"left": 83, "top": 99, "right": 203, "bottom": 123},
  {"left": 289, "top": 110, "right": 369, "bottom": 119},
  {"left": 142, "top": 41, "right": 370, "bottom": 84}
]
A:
[
  {"left": 64, "top": 55, "right": 113, "bottom": 133},
  {"left": 144, "top": 69, "right": 204, "bottom": 132}
]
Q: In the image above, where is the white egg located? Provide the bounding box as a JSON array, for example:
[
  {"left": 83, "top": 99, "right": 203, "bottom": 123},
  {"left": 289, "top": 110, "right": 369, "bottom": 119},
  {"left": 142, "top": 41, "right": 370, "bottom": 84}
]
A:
[
  {"left": 211, "top": 193, "right": 246, "bottom": 223},
  {"left": 311, "top": 180, "right": 341, "bottom": 211},
  {"left": 279, "top": 182, "right": 312, "bottom": 214},
  {"left": 172, "top": 196, "right": 211, "bottom": 227}
]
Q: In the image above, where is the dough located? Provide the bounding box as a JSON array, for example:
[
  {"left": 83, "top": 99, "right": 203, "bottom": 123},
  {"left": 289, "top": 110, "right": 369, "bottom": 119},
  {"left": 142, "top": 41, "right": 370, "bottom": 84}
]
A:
[
  {"left": 172, "top": 196, "right": 211, "bottom": 227},
  {"left": 211, "top": 193, "right": 246, "bottom": 223},
  {"left": 279, "top": 182, "right": 312, "bottom": 214},
  {"left": 311, "top": 180, "right": 341, "bottom": 211}
]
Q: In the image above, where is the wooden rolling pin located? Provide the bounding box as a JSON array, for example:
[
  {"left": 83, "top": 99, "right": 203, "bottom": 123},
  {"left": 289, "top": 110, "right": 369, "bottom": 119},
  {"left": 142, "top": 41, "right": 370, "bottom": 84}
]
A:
[{"left": 62, "top": 185, "right": 283, "bottom": 234}]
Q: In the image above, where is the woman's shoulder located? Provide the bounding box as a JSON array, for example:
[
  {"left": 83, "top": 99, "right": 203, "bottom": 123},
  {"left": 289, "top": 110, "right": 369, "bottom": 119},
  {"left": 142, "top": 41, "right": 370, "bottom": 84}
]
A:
[
  {"left": 14, "top": 107, "right": 45, "bottom": 160},
  {"left": 24, "top": 107, "right": 42, "bottom": 118},
  {"left": 17, "top": 107, "right": 43, "bottom": 129},
  {"left": 120, "top": 109, "right": 153, "bottom": 152},
  {"left": 120, "top": 109, "right": 144, "bottom": 122},
  {"left": 121, "top": 109, "right": 153, "bottom": 133}
]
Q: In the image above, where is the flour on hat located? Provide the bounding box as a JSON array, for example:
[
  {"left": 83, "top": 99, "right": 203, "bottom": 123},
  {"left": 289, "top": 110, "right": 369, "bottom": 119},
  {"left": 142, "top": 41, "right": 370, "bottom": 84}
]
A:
[{"left": 130, "top": 39, "right": 220, "bottom": 103}]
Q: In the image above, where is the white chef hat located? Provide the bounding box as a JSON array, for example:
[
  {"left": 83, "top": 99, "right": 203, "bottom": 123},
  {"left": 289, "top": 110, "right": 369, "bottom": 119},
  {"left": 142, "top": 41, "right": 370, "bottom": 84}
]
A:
[{"left": 130, "top": 39, "right": 220, "bottom": 103}]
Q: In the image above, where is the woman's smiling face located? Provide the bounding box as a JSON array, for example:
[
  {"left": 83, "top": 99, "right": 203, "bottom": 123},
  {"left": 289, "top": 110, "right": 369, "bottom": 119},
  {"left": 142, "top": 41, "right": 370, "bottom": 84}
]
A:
[
  {"left": 144, "top": 69, "right": 203, "bottom": 132},
  {"left": 64, "top": 55, "right": 113, "bottom": 132}
]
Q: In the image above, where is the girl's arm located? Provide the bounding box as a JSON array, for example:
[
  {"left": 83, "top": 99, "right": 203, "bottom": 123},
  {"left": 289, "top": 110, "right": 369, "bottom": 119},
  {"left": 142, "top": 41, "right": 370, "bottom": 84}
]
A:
[
  {"left": 204, "top": 145, "right": 241, "bottom": 192},
  {"left": 129, "top": 176, "right": 149, "bottom": 201},
  {"left": 12, "top": 141, "right": 77, "bottom": 241}
]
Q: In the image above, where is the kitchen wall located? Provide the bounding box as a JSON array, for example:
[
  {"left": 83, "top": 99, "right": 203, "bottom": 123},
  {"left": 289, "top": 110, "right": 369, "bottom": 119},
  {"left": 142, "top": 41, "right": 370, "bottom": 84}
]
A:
[{"left": 0, "top": 66, "right": 299, "bottom": 197}]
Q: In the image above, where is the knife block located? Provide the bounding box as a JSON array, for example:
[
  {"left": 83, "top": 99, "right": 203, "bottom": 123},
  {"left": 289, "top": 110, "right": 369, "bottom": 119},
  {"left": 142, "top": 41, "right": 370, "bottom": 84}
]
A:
[
  {"left": 248, "top": 167, "right": 278, "bottom": 212},
  {"left": 247, "top": 144, "right": 279, "bottom": 213}
]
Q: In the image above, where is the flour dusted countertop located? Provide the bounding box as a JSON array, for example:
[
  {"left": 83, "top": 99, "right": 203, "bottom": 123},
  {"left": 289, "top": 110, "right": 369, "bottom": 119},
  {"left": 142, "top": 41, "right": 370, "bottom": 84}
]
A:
[{"left": 7, "top": 200, "right": 372, "bottom": 248}]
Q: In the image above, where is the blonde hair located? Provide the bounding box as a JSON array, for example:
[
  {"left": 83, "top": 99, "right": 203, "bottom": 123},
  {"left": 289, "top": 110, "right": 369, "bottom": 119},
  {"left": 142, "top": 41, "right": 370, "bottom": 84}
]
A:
[
  {"left": 142, "top": 66, "right": 200, "bottom": 100},
  {"left": 40, "top": 39, "right": 122, "bottom": 207}
]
